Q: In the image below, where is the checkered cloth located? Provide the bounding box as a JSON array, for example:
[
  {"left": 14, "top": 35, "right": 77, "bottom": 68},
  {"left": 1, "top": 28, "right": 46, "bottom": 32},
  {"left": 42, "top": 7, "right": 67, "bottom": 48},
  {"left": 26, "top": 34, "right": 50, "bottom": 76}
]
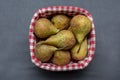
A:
[{"left": 29, "top": 6, "right": 96, "bottom": 71}]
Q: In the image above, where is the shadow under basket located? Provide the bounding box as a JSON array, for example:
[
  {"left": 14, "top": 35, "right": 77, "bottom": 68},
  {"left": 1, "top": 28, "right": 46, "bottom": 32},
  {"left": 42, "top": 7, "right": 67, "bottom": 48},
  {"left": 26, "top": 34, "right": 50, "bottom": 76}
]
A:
[{"left": 29, "top": 6, "right": 96, "bottom": 71}]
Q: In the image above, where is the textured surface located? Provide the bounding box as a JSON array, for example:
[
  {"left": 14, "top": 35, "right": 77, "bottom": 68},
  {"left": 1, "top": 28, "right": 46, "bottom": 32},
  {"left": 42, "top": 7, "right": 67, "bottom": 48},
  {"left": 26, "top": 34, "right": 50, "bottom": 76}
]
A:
[{"left": 0, "top": 0, "right": 120, "bottom": 80}]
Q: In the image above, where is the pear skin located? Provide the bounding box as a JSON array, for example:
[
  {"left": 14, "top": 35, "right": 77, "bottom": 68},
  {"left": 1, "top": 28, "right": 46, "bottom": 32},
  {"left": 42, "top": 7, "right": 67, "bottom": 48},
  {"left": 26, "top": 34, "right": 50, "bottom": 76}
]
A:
[
  {"left": 34, "top": 43, "right": 58, "bottom": 62},
  {"left": 70, "top": 15, "right": 92, "bottom": 44},
  {"left": 71, "top": 38, "right": 88, "bottom": 61},
  {"left": 34, "top": 18, "right": 59, "bottom": 38},
  {"left": 52, "top": 51, "right": 71, "bottom": 66},
  {"left": 51, "top": 15, "right": 70, "bottom": 30},
  {"left": 42, "top": 30, "right": 76, "bottom": 50}
]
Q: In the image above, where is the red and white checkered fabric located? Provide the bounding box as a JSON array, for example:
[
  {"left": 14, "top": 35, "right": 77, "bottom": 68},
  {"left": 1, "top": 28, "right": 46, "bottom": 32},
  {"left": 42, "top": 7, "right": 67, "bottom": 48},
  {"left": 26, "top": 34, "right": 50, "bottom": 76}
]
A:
[{"left": 29, "top": 6, "right": 96, "bottom": 71}]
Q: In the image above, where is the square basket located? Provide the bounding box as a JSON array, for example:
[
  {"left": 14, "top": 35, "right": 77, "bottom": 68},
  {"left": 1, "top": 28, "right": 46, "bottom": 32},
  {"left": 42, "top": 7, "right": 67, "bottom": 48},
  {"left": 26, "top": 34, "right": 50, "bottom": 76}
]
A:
[{"left": 29, "top": 6, "right": 96, "bottom": 71}]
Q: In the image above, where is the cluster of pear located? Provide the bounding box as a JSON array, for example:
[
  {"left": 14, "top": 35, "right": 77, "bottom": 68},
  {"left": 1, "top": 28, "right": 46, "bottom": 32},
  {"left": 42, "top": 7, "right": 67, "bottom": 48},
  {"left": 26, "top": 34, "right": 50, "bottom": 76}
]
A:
[{"left": 34, "top": 14, "right": 92, "bottom": 66}]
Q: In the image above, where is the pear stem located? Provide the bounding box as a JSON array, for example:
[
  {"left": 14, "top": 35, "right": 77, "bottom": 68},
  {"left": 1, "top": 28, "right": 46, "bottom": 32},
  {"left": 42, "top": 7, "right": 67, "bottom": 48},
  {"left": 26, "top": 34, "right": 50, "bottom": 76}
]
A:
[
  {"left": 56, "top": 46, "right": 69, "bottom": 51},
  {"left": 77, "top": 44, "right": 81, "bottom": 54},
  {"left": 77, "top": 37, "right": 87, "bottom": 54}
]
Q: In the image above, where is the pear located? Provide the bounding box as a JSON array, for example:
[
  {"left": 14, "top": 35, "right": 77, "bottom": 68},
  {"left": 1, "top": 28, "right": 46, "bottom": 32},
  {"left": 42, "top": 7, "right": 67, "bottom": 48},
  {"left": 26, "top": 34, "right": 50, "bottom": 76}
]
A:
[
  {"left": 41, "top": 30, "right": 76, "bottom": 50},
  {"left": 51, "top": 15, "right": 70, "bottom": 30},
  {"left": 52, "top": 51, "right": 71, "bottom": 66},
  {"left": 70, "top": 15, "right": 92, "bottom": 44},
  {"left": 34, "top": 18, "right": 59, "bottom": 38},
  {"left": 34, "top": 42, "right": 58, "bottom": 62},
  {"left": 71, "top": 38, "right": 88, "bottom": 61}
]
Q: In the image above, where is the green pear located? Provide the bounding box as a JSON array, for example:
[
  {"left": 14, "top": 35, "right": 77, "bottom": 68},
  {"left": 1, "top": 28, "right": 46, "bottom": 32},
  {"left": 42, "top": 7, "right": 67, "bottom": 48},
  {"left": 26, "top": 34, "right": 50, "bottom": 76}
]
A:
[
  {"left": 34, "top": 18, "right": 59, "bottom": 38},
  {"left": 71, "top": 38, "right": 88, "bottom": 61},
  {"left": 52, "top": 51, "right": 71, "bottom": 66},
  {"left": 41, "top": 30, "right": 76, "bottom": 50},
  {"left": 34, "top": 42, "right": 58, "bottom": 62},
  {"left": 51, "top": 15, "right": 70, "bottom": 30},
  {"left": 70, "top": 15, "right": 92, "bottom": 44}
]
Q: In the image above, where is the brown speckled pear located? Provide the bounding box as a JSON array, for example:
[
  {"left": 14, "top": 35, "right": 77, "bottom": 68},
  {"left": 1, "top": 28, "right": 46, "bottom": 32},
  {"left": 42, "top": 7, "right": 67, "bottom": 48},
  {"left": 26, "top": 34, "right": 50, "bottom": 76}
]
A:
[
  {"left": 51, "top": 15, "right": 70, "bottom": 30},
  {"left": 71, "top": 38, "right": 88, "bottom": 61},
  {"left": 34, "top": 43, "right": 58, "bottom": 62},
  {"left": 34, "top": 18, "right": 59, "bottom": 38},
  {"left": 52, "top": 51, "right": 71, "bottom": 66},
  {"left": 42, "top": 30, "right": 76, "bottom": 50},
  {"left": 70, "top": 15, "right": 92, "bottom": 44}
]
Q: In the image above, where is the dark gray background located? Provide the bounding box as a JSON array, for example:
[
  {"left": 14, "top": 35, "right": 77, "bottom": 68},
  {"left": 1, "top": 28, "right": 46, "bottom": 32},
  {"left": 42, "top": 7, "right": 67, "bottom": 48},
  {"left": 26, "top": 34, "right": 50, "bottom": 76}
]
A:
[{"left": 0, "top": 0, "right": 120, "bottom": 80}]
